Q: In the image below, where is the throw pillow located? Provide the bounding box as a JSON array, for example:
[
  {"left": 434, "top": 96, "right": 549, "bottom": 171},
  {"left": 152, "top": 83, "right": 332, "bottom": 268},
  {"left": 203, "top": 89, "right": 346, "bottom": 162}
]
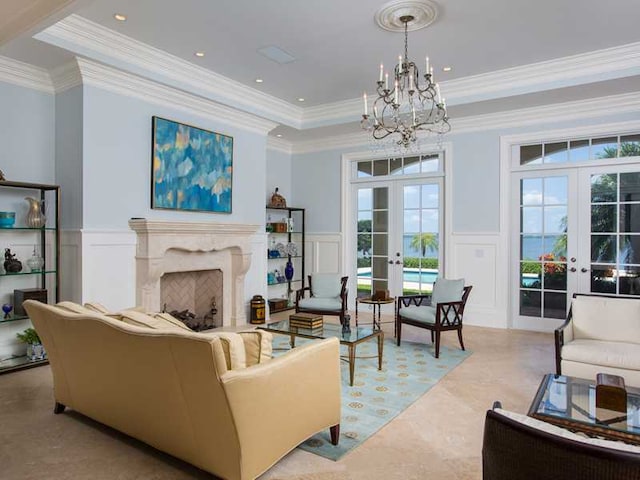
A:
[{"left": 431, "top": 278, "right": 465, "bottom": 305}]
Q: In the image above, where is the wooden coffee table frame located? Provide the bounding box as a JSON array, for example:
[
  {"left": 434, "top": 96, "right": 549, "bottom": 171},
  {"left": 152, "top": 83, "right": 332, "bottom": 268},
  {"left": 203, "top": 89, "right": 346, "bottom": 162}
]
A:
[{"left": 528, "top": 374, "right": 640, "bottom": 445}]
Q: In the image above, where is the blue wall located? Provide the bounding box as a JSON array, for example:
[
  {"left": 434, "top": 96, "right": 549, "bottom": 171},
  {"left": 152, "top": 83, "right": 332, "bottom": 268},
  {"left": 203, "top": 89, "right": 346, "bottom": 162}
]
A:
[{"left": 81, "top": 85, "right": 267, "bottom": 229}]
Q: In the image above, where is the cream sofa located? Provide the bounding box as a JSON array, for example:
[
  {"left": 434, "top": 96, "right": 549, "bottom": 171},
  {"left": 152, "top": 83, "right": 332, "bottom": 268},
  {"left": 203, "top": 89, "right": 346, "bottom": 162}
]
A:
[
  {"left": 24, "top": 300, "right": 341, "bottom": 480},
  {"left": 555, "top": 294, "right": 640, "bottom": 386}
]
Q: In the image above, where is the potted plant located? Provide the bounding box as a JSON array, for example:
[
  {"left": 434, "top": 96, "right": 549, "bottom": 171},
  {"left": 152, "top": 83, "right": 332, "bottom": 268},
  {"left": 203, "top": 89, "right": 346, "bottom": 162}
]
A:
[{"left": 16, "top": 327, "right": 46, "bottom": 361}]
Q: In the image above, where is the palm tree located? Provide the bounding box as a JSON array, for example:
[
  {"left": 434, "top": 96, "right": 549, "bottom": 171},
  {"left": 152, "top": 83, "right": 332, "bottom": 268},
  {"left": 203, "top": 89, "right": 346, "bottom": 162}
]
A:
[{"left": 410, "top": 233, "right": 438, "bottom": 257}]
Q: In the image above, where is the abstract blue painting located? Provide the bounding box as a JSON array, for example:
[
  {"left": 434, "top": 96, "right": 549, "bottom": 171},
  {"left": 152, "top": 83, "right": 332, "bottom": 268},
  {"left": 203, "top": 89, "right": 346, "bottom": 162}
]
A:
[{"left": 151, "top": 116, "right": 233, "bottom": 213}]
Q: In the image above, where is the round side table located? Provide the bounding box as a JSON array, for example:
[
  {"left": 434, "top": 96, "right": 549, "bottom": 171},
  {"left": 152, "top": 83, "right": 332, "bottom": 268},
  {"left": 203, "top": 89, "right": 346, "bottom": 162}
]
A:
[{"left": 356, "top": 297, "right": 395, "bottom": 332}]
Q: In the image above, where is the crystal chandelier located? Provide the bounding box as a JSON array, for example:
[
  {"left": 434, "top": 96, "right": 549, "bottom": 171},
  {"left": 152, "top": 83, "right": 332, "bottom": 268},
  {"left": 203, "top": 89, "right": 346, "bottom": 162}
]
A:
[{"left": 361, "top": 14, "right": 450, "bottom": 148}]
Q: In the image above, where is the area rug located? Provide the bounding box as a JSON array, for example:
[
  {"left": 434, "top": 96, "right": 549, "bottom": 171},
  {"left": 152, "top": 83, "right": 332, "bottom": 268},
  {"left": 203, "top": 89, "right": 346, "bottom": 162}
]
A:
[{"left": 272, "top": 336, "right": 472, "bottom": 460}]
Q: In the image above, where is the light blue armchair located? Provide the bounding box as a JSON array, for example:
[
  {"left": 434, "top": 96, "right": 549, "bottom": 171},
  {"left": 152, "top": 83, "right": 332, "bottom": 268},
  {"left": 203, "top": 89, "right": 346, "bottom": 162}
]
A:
[{"left": 296, "top": 274, "right": 348, "bottom": 325}]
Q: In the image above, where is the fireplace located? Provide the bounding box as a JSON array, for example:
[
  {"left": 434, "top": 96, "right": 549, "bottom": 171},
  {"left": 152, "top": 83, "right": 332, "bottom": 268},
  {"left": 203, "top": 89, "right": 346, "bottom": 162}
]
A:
[{"left": 129, "top": 219, "right": 260, "bottom": 326}]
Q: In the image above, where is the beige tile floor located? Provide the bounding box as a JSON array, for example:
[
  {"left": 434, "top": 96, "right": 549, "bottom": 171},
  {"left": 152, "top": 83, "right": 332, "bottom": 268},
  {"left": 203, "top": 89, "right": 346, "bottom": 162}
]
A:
[{"left": 0, "top": 315, "right": 554, "bottom": 479}]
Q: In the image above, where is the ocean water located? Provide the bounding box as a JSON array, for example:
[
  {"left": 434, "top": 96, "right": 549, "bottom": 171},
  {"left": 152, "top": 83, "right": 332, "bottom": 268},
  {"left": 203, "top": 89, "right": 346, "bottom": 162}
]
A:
[{"left": 521, "top": 235, "right": 565, "bottom": 260}]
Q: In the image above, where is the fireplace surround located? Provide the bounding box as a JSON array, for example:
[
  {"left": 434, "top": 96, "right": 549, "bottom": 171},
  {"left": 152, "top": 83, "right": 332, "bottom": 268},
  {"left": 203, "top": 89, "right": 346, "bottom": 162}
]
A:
[{"left": 129, "top": 219, "right": 259, "bottom": 326}]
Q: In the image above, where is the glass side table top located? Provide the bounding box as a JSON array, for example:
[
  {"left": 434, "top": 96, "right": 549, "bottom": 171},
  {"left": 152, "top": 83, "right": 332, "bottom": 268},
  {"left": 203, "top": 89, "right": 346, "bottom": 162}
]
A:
[
  {"left": 529, "top": 374, "right": 640, "bottom": 442},
  {"left": 259, "top": 319, "right": 377, "bottom": 344}
]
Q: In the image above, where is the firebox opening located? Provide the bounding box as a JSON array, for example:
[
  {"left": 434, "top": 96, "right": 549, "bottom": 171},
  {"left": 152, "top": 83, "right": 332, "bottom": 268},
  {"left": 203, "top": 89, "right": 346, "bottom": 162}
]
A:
[{"left": 160, "top": 269, "right": 223, "bottom": 331}]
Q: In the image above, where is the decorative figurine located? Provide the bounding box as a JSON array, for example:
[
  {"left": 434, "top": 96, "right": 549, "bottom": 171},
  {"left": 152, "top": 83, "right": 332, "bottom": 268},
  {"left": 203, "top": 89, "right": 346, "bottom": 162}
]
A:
[
  {"left": 3, "top": 248, "right": 22, "bottom": 273},
  {"left": 26, "top": 245, "right": 44, "bottom": 272},
  {"left": 268, "top": 187, "right": 287, "bottom": 208}
]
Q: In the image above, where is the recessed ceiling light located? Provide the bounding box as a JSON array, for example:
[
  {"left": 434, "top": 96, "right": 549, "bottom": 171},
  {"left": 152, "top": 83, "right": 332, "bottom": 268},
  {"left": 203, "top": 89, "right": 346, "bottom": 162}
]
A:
[
  {"left": 113, "top": 13, "right": 127, "bottom": 21},
  {"left": 297, "top": 98, "right": 305, "bottom": 102},
  {"left": 442, "top": 66, "right": 452, "bottom": 72},
  {"left": 276, "top": 134, "right": 283, "bottom": 138},
  {"left": 194, "top": 52, "right": 205, "bottom": 58},
  {"left": 255, "top": 78, "right": 264, "bottom": 83}
]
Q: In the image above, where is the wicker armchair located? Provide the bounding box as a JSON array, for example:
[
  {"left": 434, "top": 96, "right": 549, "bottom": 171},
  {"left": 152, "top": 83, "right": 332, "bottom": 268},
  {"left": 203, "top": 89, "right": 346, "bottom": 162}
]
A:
[{"left": 483, "top": 402, "right": 640, "bottom": 479}]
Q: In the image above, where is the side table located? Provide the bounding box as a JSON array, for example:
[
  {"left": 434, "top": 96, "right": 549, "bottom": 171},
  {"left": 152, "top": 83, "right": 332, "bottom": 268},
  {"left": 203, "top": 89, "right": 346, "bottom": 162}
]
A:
[{"left": 356, "top": 297, "right": 395, "bottom": 333}]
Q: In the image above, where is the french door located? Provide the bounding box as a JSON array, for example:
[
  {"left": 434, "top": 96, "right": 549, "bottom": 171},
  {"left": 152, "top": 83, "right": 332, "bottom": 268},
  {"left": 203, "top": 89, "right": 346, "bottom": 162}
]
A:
[
  {"left": 354, "top": 178, "right": 443, "bottom": 303},
  {"left": 512, "top": 164, "right": 640, "bottom": 330}
]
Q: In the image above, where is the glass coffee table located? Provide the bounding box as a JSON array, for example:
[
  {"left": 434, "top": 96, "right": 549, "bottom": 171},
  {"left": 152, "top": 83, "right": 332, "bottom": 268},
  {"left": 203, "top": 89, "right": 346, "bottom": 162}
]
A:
[
  {"left": 259, "top": 319, "right": 383, "bottom": 386},
  {"left": 528, "top": 374, "right": 640, "bottom": 445}
]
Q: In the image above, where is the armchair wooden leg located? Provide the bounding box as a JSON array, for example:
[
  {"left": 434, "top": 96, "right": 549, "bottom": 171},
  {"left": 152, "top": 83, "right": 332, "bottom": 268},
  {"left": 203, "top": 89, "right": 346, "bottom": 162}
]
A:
[
  {"left": 457, "top": 327, "right": 465, "bottom": 351},
  {"left": 396, "top": 320, "right": 402, "bottom": 346},
  {"left": 430, "top": 330, "right": 435, "bottom": 343},
  {"left": 330, "top": 424, "right": 340, "bottom": 445},
  {"left": 434, "top": 331, "right": 441, "bottom": 359},
  {"left": 54, "top": 402, "right": 66, "bottom": 414}
]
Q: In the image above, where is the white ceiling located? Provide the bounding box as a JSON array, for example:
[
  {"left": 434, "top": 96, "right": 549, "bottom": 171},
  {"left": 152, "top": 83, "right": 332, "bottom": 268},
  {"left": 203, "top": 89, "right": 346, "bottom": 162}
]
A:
[{"left": 1, "top": 0, "right": 640, "bottom": 141}]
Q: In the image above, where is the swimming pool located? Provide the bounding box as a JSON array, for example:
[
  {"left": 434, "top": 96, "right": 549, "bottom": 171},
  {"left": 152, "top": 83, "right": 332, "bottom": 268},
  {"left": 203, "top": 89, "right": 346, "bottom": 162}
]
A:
[{"left": 358, "top": 269, "right": 439, "bottom": 284}]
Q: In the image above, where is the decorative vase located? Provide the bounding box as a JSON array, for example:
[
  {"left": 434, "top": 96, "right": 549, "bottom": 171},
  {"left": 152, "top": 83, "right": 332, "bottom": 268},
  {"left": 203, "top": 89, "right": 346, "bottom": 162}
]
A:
[
  {"left": 25, "top": 197, "right": 46, "bottom": 228},
  {"left": 284, "top": 260, "right": 294, "bottom": 281},
  {"left": 2, "top": 304, "right": 12, "bottom": 319},
  {"left": 26, "top": 343, "right": 46, "bottom": 361},
  {"left": 26, "top": 246, "right": 44, "bottom": 273}
]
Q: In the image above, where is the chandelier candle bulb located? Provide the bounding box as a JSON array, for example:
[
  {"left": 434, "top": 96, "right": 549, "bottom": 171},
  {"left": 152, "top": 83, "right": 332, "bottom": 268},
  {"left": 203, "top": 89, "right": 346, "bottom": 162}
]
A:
[
  {"left": 379, "top": 63, "right": 384, "bottom": 82},
  {"left": 435, "top": 83, "right": 441, "bottom": 102},
  {"left": 385, "top": 72, "right": 389, "bottom": 90},
  {"left": 363, "top": 92, "right": 368, "bottom": 115},
  {"left": 426, "top": 56, "right": 430, "bottom": 73}
]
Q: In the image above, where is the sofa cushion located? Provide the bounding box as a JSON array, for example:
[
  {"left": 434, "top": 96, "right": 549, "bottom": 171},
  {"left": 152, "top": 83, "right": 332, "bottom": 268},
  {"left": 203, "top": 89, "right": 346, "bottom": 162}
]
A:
[
  {"left": 117, "top": 311, "right": 190, "bottom": 332},
  {"left": 298, "top": 297, "right": 341, "bottom": 311},
  {"left": 238, "top": 331, "right": 273, "bottom": 366},
  {"left": 56, "top": 301, "right": 97, "bottom": 314},
  {"left": 198, "top": 331, "right": 247, "bottom": 370},
  {"left": 83, "top": 302, "right": 111, "bottom": 314},
  {"left": 431, "top": 278, "right": 465, "bottom": 305},
  {"left": 311, "top": 273, "right": 341, "bottom": 298},
  {"left": 572, "top": 296, "right": 640, "bottom": 343},
  {"left": 152, "top": 312, "right": 192, "bottom": 332},
  {"left": 562, "top": 339, "right": 640, "bottom": 370},
  {"left": 399, "top": 305, "right": 436, "bottom": 324},
  {"left": 495, "top": 408, "right": 640, "bottom": 454}
]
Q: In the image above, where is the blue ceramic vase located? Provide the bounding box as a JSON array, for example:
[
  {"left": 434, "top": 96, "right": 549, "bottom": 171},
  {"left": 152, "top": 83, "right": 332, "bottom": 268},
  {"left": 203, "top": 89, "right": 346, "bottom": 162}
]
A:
[{"left": 284, "top": 260, "right": 294, "bottom": 281}]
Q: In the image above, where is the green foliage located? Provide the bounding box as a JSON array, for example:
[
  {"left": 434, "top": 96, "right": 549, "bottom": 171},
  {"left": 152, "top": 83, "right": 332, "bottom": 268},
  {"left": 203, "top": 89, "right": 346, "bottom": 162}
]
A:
[
  {"left": 409, "top": 233, "right": 438, "bottom": 257},
  {"left": 357, "top": 220, "right": 371, "bottom": 255},
  {"left": 403, "top": 257, "right": 439, "bottom": 269},
  {"left": 16, "top": 327, "right": 41, "bottom": 345},
  {"left": 521, "top": 261, "right": 542, "bottom": 274}
]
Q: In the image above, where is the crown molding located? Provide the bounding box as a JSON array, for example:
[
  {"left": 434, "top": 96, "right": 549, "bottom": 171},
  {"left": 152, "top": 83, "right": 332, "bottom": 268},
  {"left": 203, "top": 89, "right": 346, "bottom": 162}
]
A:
[
  {"left": 76, "top": 58, "right": 278, "bottom": 135},
  {"left": 0, "top": 55, "right": 53, "bottom": 93},
  {"left": 299, "top": 41, "right": 640, "bottom": 127},
  {"left": 266, "top": 136, "right": 293, "bottom": 154},
  {"left": 291, "top": 91, "right": 640, "bottom": 154},
  {"left": 442, "top": 41, "right": 640, "bottom": 104},
  {"left": 36, "top": 14, "right": 303, "bottom": 127},
  {"left": 49, "top": 60, "right": 81, "bottom": 93}
]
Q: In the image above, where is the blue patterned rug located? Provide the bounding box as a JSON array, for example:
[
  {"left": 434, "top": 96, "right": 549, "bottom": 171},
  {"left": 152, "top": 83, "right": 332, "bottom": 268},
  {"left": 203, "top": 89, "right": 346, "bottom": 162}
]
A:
[{"left": 272, "top": 336, "right": 471, "bottom": 460}]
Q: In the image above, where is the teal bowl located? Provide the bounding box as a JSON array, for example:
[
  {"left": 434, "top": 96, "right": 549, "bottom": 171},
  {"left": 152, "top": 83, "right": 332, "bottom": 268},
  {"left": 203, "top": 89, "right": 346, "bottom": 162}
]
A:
[{"left": 0, "top": 211, "right": 15, "bottom": 228}]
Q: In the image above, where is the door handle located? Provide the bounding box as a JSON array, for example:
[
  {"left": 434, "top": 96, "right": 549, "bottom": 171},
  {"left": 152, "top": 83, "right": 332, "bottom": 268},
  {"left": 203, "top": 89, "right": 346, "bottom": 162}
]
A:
[
  {"left": 581, "top": 267, "right": 589, "bottom": 273},
  {"left": 569, "top": 267, "right": 576, "bottom": 272},
  {"left": 388, "top": 260, "right": 394, "bottom": 264},
  {"left": 395, "top": 260, "right": 402, "bottom": 265}
]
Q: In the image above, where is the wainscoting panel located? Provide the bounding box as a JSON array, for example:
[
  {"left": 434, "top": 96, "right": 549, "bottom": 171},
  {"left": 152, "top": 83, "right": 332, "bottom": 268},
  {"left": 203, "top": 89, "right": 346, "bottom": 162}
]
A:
[
  {"left": 80, "top": 230, "right": 137, "bottom": 310},
  {"left": 449, "top": 232, "right": 508, "bottom": 329},
  {"left": 305, "top": 233, "right": 343, "bottom": 275}
]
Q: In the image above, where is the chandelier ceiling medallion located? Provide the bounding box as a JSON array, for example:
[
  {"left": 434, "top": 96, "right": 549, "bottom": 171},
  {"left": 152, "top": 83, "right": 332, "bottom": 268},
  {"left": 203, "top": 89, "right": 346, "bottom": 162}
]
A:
[{"left": 362, "top": 1, "right": 450, "bottom": 149}]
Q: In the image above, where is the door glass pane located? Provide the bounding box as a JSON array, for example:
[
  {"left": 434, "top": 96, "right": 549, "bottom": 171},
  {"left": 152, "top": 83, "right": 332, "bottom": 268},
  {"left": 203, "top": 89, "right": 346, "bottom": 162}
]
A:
[
  {"left": 403, "top": 183, "right": 439, "bottom": 295},
  {"left": 592, "top": 137, "right": 618, "bottom": 159},
  {"left": 390, "top": 158, "right": 403, "bottom": 175},
  {"left": 522, "top": 178, "right": 543, "bottom": 205},
  {"left": 591, "top": 174, "right": 617, "bottom": 203},
  {"left": 373, "top": 159, "right": 388, "bottom": 176},
  {"left": 589, "top": 171, "right": 640, "bottom": 296},
  {"left": 521, "top": 145, "right": 543, "bottom": 165},
  {"left": 591, "top": 265, "right": 617, "bottom": 294},
  {"left": 404, "top": 185, "right": 419, "bottom": 208},
  {"left": 519, "top": 175, "right": 568, "bottom": 320},
  {"left": 591, "top": 205, "right": 616, "bottom": 232},
  {"left": 421, "top": 154, "right": 439, "bottom": 173},
  {"left": 544, "top": 142, "right": 568, "bottom": 164},
  {"left": 620, "top": 173, "right": 640, "bottom": 202},
  {"left": 357, "top": 187, "right": 388, "bottom": 299},
  {"left": 621, "top": 135, "right": 640, "bottom": 158},
  {"left": 357, "top": 161, "right": 372, "bottom": 177},
  {"left": 404, "top": 156, "right": 420, "bottom": 174},
  {"left": 569, "top": 139, "right": 589, "bottom": 162}
]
